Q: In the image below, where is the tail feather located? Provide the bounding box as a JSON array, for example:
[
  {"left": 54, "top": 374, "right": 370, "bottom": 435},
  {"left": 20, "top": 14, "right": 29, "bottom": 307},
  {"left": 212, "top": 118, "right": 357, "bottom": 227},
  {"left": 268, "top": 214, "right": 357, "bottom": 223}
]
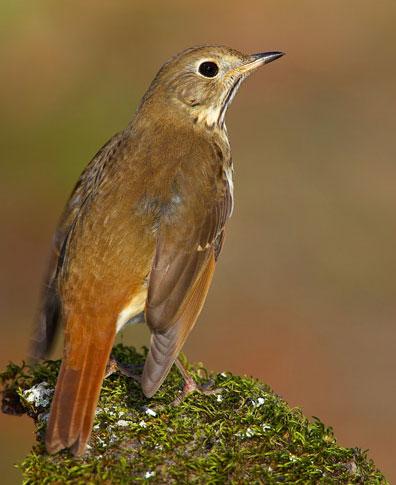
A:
[{"left": 46, "top": 328, "right": 115, "bottom": 456}]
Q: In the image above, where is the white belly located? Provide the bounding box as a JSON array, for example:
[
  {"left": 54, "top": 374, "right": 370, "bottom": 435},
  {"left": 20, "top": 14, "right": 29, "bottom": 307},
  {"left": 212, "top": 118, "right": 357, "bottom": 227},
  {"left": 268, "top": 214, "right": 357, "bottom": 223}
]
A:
[{"left": 116, "top": 288, "right": 147, "bottom": 333}]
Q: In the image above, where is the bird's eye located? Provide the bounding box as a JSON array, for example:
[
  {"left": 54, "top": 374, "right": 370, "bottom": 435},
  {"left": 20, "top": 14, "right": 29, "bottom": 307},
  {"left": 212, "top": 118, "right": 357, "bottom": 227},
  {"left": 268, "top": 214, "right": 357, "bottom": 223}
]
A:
[{"left": 198, "top": 61, "right": 219, "bottom": 78}]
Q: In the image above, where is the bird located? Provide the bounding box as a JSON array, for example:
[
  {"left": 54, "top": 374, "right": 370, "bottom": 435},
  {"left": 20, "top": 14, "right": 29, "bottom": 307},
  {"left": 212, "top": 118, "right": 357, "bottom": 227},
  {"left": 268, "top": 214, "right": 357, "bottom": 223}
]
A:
[{"left": 30, "top": 45, "right": 284, "bottom": 456}]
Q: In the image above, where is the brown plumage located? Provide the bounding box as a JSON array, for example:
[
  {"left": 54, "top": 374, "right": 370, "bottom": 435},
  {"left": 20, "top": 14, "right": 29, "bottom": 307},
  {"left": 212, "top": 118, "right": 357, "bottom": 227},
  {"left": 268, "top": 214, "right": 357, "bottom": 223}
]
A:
[{"left": 30, "top": 45, "right": 284, "bottom": 455}]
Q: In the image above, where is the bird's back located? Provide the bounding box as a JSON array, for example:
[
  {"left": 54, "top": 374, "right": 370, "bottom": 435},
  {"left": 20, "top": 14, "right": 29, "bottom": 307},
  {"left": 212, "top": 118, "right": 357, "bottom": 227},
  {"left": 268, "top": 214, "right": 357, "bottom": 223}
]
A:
[{"left": 31, "top": 115, "right": 231, "bottom": 359}]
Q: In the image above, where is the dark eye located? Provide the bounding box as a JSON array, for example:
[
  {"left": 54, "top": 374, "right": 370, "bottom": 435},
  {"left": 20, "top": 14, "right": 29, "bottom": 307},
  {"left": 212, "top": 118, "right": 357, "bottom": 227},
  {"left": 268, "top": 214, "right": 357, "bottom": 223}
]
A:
[{"left": 198, "top": 61, "right": 219, "bottom": 78}]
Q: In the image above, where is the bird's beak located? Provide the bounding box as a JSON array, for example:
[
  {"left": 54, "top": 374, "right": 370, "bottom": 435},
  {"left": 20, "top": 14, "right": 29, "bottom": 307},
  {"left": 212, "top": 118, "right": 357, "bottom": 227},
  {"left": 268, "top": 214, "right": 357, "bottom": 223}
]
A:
[{"left": 234, "top": 51, "right": 285, "bottom": 76}]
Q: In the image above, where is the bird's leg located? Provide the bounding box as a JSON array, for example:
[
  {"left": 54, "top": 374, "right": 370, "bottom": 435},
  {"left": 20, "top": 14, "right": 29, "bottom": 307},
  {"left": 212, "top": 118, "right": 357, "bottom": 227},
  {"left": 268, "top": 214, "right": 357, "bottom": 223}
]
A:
[
  {"left": 172, "top": 358, "right": 221, "bottom": 406},
  {"left": 105, "top": 355, "right": 142, "bottom": 384},
  {"left": 106, "top": 356, "right": 222, "bottom": 405}
]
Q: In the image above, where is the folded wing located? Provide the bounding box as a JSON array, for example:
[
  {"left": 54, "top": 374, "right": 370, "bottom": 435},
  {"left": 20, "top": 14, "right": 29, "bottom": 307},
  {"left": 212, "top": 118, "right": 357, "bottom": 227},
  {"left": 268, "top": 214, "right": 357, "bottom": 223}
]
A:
[{"left": 142, "top": 165, "right": 233, "bottom": 397}]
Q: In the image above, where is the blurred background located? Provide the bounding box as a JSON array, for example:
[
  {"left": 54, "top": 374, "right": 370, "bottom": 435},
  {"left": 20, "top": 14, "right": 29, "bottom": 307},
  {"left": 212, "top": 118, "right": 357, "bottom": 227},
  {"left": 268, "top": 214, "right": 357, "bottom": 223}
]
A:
[{"left": 1, "top": 1, "right": 395, "bottom": 482}]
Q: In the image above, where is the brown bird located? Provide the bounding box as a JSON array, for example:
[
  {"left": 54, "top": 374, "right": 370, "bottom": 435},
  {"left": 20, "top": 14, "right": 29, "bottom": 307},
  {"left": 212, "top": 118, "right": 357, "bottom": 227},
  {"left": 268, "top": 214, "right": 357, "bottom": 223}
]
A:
[{"left": 30, "top": 45, "right": 284, "bottom": 456}]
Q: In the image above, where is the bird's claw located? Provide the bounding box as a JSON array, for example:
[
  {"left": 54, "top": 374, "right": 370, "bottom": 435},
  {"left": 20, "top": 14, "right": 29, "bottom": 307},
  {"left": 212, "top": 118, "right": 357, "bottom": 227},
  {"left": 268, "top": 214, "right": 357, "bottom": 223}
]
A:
[
  {"left": 105, "top": 356, "right": 142, "bottom": 384},
  {"left": 171, "top": 377, "right": 222, "bottom": 406}
]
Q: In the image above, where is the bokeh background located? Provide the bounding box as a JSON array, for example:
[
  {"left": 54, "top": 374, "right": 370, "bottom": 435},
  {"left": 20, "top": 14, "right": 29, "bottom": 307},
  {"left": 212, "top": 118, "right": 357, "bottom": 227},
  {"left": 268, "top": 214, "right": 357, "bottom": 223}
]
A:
[{"left": 1, "top": 1, "right": 395, "bottom": 482}]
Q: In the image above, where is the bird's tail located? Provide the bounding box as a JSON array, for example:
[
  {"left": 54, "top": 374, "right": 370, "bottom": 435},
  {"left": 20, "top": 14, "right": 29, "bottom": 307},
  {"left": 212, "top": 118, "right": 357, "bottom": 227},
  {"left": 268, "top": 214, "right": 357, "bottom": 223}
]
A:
[{"left": 45, "top": 317, "right": 115, "bottom": 456}]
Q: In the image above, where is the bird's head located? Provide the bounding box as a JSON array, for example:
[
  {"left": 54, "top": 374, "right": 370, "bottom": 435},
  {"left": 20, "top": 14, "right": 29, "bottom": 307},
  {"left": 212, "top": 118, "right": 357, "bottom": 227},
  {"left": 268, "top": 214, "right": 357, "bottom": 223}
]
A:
[{"left": 141, "top": 45, "right": 284, "bottom": 129}]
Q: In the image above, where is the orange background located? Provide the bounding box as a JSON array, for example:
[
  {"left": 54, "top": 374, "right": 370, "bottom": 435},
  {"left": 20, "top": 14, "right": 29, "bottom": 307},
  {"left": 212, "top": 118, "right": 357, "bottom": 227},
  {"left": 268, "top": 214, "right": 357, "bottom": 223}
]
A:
[{"left": 1, "top": 1, "right": 395, "bottom": 483}]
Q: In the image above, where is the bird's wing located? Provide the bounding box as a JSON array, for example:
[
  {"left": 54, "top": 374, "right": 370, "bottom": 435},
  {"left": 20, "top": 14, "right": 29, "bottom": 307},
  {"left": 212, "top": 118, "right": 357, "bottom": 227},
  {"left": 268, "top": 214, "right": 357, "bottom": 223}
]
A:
[
  {"left": 29, "top": 132, "right": 124, "bottom": 360},
  {"left": 141, "top": 167, "right": 233, "bottom": 397}
]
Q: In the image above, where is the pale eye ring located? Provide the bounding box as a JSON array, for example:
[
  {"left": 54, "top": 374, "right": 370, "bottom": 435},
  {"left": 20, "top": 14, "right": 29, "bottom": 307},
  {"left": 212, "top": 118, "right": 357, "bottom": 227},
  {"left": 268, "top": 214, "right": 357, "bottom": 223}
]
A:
[{"left": 198, "top": 61, "right": 219, "bottom": 78}]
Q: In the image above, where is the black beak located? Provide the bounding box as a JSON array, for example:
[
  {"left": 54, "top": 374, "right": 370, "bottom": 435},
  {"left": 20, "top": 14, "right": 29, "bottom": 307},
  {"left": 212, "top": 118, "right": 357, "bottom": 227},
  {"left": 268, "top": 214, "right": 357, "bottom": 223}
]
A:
[
  {"left": 236, "top": 51, "right": 285, "bottom": 75},
  {"left": 251, "top": 51, "right": 285, "bottom": 65}
]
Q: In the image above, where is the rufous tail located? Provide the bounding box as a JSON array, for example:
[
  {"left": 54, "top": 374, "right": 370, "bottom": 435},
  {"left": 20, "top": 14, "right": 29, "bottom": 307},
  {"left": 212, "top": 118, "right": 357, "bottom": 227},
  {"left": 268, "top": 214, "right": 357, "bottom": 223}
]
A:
[{"left": 45, "top": 319, "right": 115, "bottom": 456}]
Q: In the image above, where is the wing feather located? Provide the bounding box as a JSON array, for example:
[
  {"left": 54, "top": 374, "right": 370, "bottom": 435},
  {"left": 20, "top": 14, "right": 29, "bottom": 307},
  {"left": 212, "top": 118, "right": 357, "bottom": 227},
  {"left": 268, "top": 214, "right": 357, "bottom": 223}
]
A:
[
  {"left": 142, "top": 252, "right": 215, "bottom": 397},
  {"left": 142, "top": 159, "right": 233, "bottom": 395},
  {"left": 29, "top": 132, "right": 124, "bottom": 360}
]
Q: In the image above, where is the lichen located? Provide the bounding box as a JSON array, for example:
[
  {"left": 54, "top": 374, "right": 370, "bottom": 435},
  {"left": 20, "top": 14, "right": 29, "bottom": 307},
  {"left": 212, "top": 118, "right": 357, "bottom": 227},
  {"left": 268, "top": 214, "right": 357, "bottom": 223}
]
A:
[{"left": 0, "top": 345, "right": 388, "bottom": 484}]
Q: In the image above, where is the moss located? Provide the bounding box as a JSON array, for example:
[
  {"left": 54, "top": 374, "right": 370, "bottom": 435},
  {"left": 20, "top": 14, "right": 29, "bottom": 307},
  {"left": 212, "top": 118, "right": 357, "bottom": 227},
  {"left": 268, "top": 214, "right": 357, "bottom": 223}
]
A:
[{"left": 1, "top": 345, "right": 387, "bottom": 484}]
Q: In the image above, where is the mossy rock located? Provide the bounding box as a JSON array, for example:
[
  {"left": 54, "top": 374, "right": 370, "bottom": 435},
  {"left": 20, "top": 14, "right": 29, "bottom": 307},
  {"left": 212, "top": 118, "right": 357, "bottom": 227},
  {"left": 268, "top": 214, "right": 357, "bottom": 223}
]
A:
[{"left": 1, "top": 345, "right": 387, "bottom": 484}]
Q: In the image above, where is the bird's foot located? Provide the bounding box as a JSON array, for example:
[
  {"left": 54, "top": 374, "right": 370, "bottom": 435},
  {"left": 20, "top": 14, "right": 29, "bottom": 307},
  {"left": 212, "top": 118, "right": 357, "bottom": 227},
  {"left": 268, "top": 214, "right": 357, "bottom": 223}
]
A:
[
  {"left": 171, "top": 359, "right": 222, "bottom": 406},
  {"left": 105, "top": 356, "right": 142, "bottom": 384},
  {"left": 171, "top": 377, "right": 221, "bottom": 406}
]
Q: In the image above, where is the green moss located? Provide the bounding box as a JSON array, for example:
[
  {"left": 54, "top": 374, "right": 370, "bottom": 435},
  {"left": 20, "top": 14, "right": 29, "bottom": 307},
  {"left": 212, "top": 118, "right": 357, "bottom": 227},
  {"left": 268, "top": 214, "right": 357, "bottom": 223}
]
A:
[{"left": 1, "top": 345, "right": 387, "bottom": 484}]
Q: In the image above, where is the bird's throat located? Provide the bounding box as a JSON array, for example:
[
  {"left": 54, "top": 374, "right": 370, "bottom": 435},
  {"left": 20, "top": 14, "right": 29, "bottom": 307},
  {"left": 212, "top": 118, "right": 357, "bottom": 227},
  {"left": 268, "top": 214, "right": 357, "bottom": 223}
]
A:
[{"left": 194, "top": 77, "right": 244, "bottom": 131}]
